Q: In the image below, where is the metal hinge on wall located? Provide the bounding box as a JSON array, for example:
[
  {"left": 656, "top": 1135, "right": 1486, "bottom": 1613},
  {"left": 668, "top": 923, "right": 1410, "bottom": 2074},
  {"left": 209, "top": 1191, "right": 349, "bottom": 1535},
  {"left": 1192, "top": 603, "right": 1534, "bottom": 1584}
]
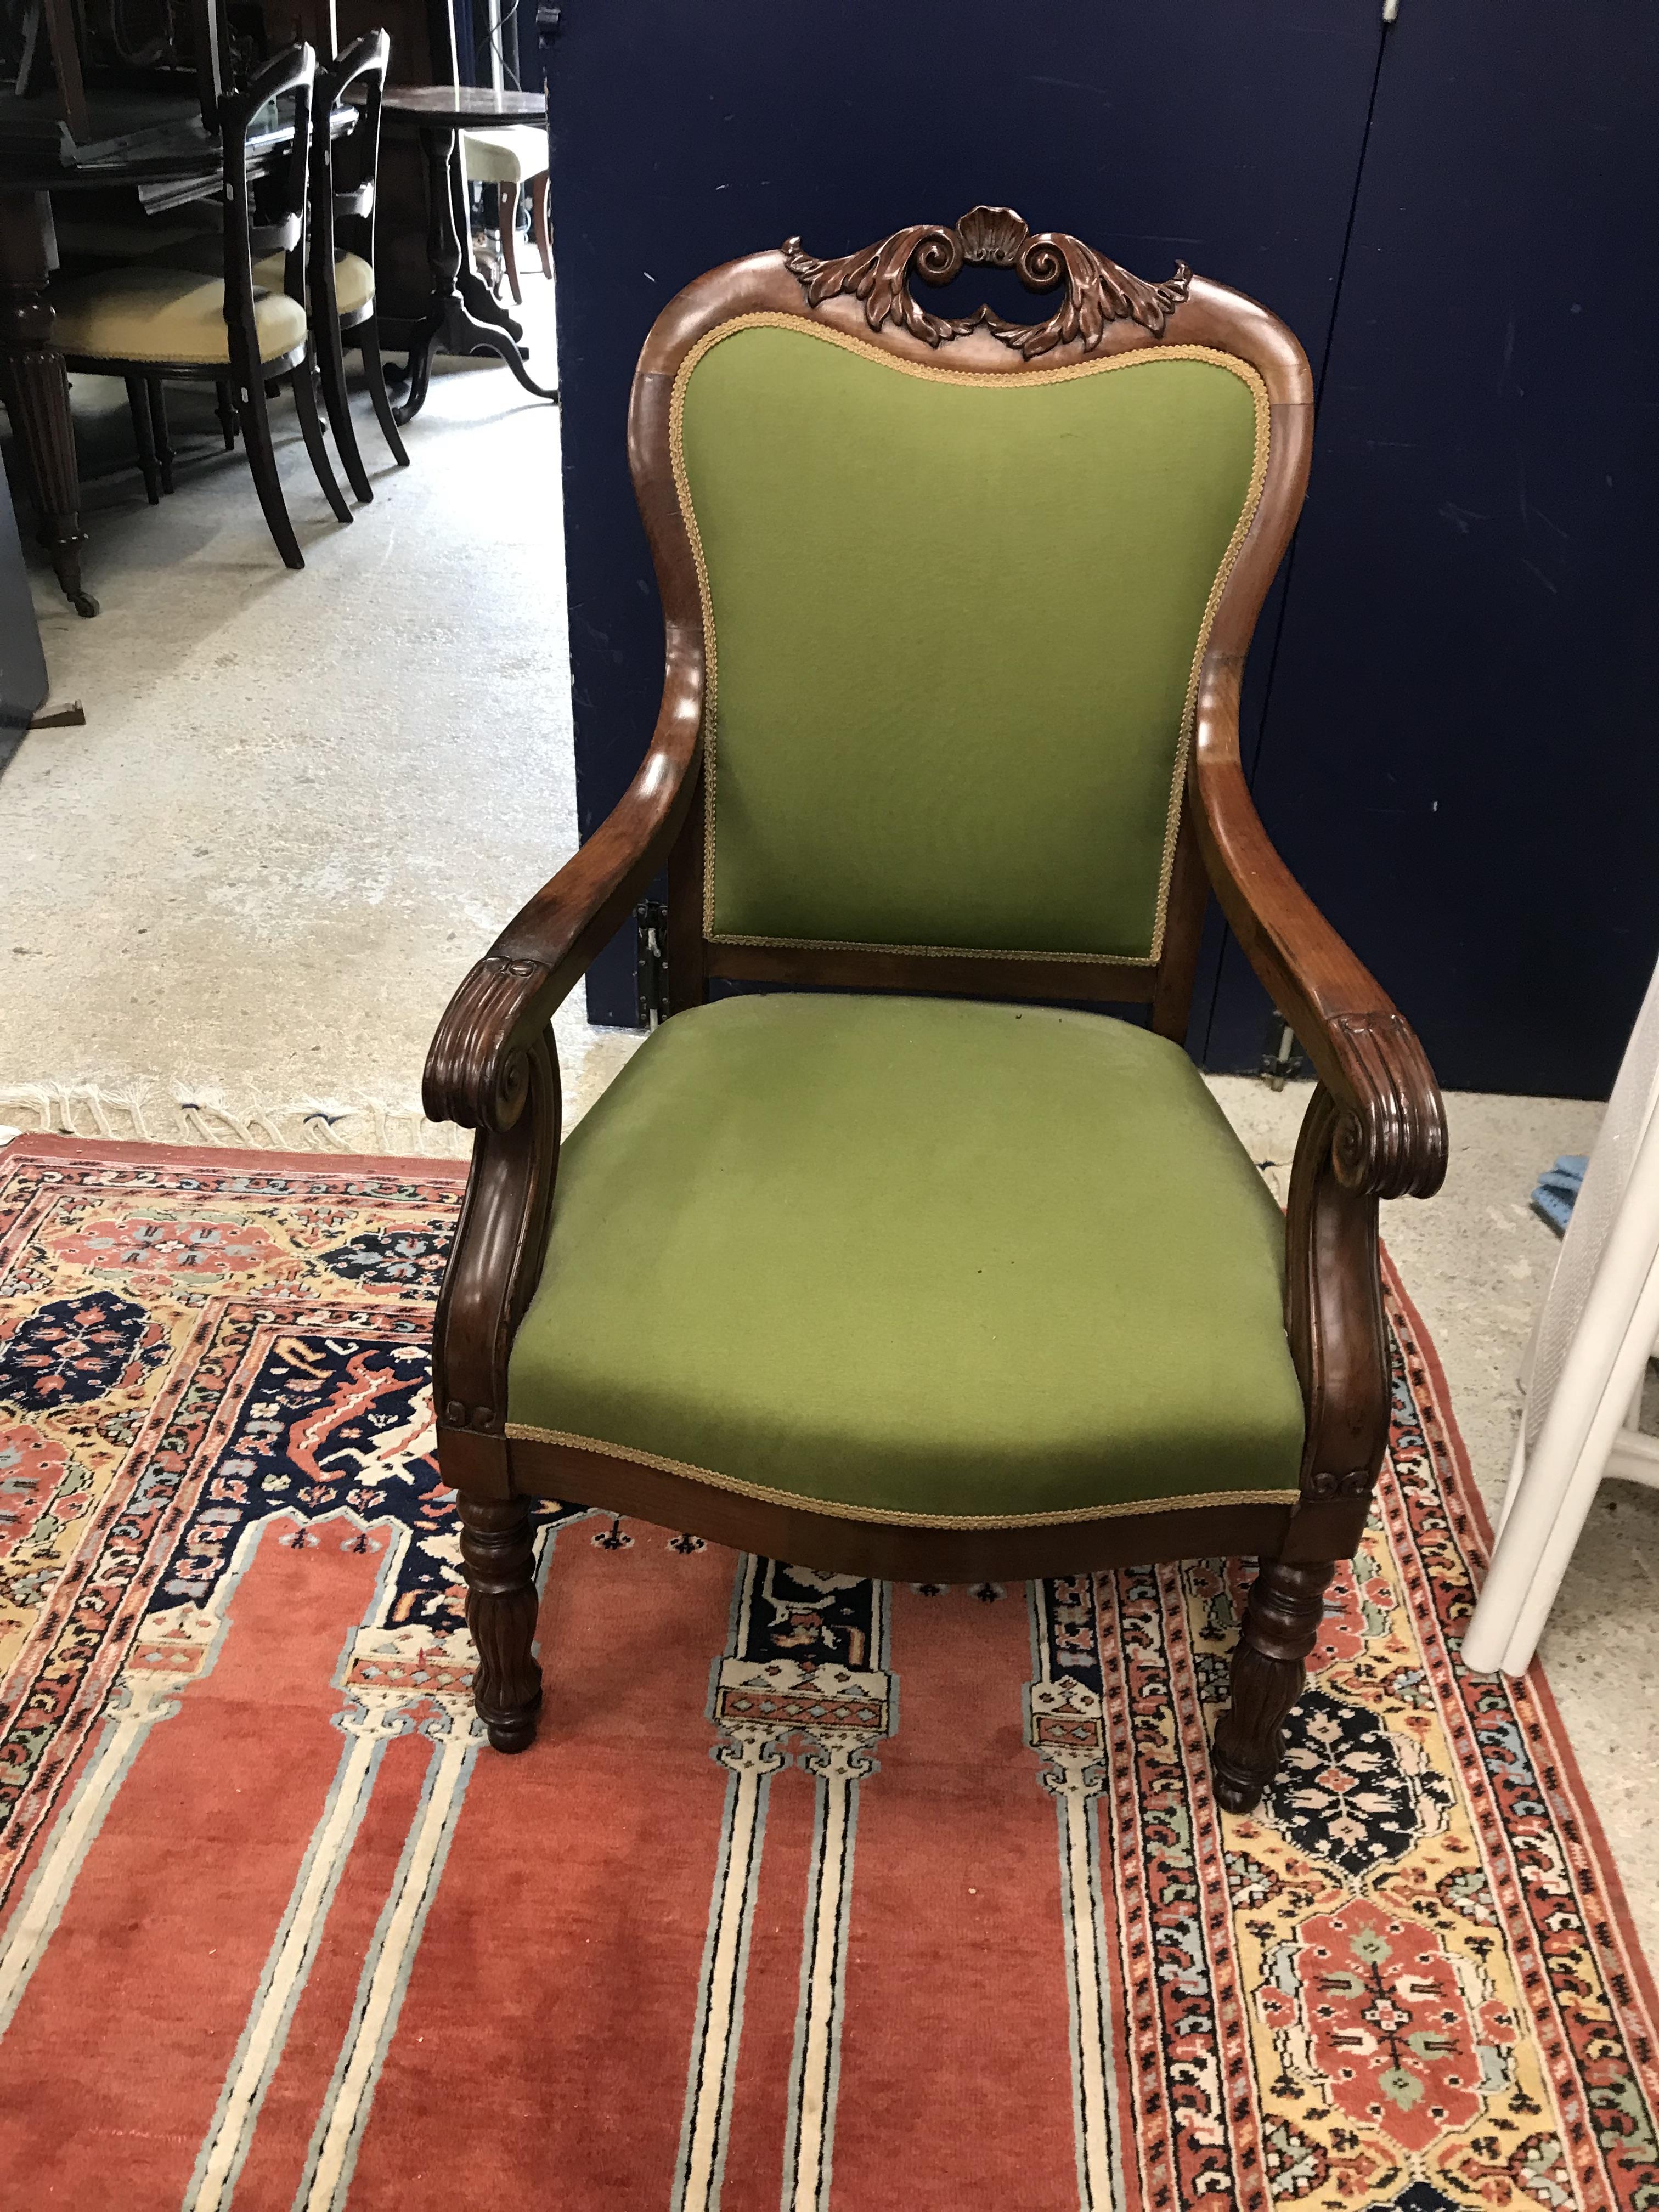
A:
[
  {"left": 1260, "top": 1012, "right": 1306, "bottom": 1092},
  {"left": 635, "top": 899, "right": 669, "bottom": 1028}
]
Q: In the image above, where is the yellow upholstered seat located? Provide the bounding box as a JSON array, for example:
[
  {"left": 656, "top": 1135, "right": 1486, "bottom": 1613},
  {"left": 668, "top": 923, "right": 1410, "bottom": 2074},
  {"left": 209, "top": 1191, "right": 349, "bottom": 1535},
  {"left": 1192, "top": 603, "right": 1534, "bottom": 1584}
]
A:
[
  {"left": 52, "top": 266, "right": 306, "bottom": 366},
  {"left": 253, "top": 248, "right": 374, "bottom": 316},
  {"left": 459, "top": 125, "right": 548, "bottom": 184},
  {"left": 154, "top": 236, "right": 374, "bottom": 320}
]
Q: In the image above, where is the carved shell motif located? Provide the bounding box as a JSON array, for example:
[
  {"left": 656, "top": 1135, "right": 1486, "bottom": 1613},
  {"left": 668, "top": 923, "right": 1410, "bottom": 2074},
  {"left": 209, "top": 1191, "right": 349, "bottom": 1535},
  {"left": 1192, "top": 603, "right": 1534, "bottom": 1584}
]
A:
[{"left": 781, "top": 205, "right": 1192, "bottom": 359}]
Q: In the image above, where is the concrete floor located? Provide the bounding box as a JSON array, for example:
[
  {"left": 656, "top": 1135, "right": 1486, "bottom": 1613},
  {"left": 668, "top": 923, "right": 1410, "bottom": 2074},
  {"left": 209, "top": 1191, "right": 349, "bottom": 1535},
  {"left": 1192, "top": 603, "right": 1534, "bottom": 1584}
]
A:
[
  {"left": 1, "top": 308, "right": 1653, "bottom": 1956},
  {"left": 0, "top": 285, "right": 632, "bottom": 1154}
]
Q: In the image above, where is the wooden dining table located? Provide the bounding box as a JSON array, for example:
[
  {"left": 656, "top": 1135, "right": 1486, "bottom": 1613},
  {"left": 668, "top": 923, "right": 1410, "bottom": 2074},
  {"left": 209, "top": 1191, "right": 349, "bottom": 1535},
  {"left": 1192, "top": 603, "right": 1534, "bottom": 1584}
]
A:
[
  {"left": 0, "top": 81, "right": 552, "bottom": 612},
  {"left": 378, "top": 84, "right": 556, "bottom": 423},
  {"left": 0, "top": 94, "right": 349, "bottom": 616}
]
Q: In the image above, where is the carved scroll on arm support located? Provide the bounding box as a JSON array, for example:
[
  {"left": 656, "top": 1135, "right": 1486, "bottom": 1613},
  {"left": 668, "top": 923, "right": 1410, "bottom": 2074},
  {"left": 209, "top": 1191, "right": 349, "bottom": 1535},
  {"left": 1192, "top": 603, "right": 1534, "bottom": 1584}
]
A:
[
  {"left": 1188, "top": 652, "right": 1449, "bottom": 1543},
  {"left": 421, "top": 609, "right": 704, "bottom": 1492}
]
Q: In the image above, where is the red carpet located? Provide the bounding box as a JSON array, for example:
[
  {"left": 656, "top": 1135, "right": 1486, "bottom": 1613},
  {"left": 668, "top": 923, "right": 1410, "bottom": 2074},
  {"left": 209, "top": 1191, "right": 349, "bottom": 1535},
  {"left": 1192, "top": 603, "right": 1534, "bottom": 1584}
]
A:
[{"left": 0, "top": 1133, "right": 1655, "bottom": 2210}]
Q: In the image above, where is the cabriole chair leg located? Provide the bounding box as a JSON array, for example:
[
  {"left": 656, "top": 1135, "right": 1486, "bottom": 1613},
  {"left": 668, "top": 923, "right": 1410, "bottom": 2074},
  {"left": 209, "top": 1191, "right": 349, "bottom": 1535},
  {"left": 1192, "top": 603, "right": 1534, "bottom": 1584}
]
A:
[
  {"left": 125, "top": 377, "right": 161, "bottom": 504},
  {"left": 458, "top": 1492, "right": 544, "bottom": 1752},
  {"left": 498, "top": 181, "right": 522, "bottom": 306},
  {"left": 530, "top": 171, "right": 552, "bottom": 279},
  {"left": 315, "top": 306, "right": 374, "bottom": 505},
  {"left": 215, "top": 380, "right": 237, "bottom": 450},
  {"left": 238, "top": 375, "right": 304, "bottom": 570},
  {"left": 291, "top": 356, "right": 353, "bottom": 526},
  {"left": 357, "top": 325, "right": 410, "bottom": 467},
  {"left": 147, "top": 377, "right": 174, "bottom": 493},
  {"left": 1211, "top": 1554, "right": 1335, "bottom": 1814}
]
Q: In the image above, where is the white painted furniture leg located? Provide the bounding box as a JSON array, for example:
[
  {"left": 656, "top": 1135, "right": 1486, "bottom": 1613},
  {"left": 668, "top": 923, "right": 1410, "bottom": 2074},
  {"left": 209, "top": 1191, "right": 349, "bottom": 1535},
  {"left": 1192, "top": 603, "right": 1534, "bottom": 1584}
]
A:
[{"left": 1464, "top": 1108, "right": 1659, "bottom": 1674}]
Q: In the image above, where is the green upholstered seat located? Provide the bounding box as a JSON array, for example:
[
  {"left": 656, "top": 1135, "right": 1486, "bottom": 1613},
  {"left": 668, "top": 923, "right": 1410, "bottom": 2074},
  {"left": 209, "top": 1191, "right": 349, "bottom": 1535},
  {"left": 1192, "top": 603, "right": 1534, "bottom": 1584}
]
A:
[{"left": 506, "top": 994, "right": 1304, "bottom": 1525}]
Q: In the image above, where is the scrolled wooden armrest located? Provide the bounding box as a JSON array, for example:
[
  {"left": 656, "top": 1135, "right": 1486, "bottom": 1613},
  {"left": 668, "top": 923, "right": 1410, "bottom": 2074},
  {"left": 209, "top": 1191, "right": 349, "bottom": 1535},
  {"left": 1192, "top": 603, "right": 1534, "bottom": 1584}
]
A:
[
  {"left": 1321, "top": 1007, "right": 1446, "bottom": 1203},
  {"left": 1189, "top": 657, "right": 1448, "bottom": 1203},
  {"left": 423, "top": 664, "right": 703, "bottom": 1135},
  {"left": 424, "top": 952, "right": 556, "bottom": 1134}
]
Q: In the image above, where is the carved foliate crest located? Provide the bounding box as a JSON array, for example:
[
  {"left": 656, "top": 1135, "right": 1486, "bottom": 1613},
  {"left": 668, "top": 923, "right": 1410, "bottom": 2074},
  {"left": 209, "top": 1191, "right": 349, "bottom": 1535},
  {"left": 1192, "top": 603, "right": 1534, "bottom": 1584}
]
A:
[{"left": 781, "top": 205, "right": 1192, "bottom": 359}]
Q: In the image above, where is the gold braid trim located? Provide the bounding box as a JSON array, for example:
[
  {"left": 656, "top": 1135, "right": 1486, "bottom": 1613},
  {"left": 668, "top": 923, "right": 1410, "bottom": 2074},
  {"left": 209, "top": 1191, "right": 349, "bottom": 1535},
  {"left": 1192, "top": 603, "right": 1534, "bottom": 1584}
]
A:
[{"left": 504, "top": 1421, "right": 1296, "bottom": 1529}]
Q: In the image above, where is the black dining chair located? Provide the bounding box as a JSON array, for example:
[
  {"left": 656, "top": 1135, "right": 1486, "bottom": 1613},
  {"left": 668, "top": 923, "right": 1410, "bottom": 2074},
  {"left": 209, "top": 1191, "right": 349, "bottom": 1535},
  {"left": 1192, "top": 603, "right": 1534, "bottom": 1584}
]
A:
[
  {"left": 309, "top": 29, "right": 410, "bottom": 499},
  {"left": 51, "top": 42, "right": 352, "bottom": 569},
  {"left": 164, "top": 32, "right": 409, "bottom": 503}
]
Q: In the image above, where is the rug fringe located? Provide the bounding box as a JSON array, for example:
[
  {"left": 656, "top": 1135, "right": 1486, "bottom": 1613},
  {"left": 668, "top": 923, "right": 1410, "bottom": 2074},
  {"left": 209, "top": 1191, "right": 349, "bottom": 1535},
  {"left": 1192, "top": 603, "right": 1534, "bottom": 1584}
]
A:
[{"left": 0, "top": 1080, "right": 472, "bottom": 1160}]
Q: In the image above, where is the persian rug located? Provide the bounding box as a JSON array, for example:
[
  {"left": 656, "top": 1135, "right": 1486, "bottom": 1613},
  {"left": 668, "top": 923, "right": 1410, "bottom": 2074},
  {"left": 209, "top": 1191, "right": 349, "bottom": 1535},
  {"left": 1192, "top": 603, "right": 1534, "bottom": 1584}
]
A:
[{"left": 1, "top": 1133, "right": 1656, "bottom": 2212}]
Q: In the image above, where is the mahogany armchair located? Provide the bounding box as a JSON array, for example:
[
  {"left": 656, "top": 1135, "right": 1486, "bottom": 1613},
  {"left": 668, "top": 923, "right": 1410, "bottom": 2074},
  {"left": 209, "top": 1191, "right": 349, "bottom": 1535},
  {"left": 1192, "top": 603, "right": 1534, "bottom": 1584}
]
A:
[{"left": 424, "top": 207, "right": 1447, "bottom": 1813}]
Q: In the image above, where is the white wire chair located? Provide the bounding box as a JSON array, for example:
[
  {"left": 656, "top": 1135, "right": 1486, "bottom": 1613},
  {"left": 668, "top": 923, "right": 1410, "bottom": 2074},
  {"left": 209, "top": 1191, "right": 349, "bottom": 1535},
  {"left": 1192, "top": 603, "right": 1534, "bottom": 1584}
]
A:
[{"left": 1464, "top": 954, "right": 1659, "bottom": 1674}]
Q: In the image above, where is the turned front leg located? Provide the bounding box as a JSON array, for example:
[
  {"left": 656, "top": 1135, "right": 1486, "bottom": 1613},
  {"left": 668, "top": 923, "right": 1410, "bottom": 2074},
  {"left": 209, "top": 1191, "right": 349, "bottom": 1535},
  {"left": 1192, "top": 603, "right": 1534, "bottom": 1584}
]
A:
[
  {"left": 458, "top": 1492, "right": 544, "bottom": 1752},
  {"left": 1211, "top": 1555, "right": 1335, "bottom": 1814},
  {"left": 0, "top": 189, "right": 92, "bottom": 615}
]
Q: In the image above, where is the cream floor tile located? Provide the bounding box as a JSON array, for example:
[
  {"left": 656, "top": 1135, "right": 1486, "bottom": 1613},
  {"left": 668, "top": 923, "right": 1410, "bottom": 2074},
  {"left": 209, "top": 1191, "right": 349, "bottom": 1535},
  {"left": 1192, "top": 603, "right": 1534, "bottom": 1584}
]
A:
[{"left": 0, "top": 287, "right": 627, "bottom": 1155}]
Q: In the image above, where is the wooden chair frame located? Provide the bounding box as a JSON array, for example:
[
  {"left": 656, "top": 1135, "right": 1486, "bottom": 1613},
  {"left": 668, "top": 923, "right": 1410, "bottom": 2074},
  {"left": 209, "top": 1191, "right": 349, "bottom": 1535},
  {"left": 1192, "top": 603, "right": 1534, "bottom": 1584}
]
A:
[
  {"left": 61, "top": 42, "right": 353, "bottom": 569},
  {"left": 310, "top": 29, "right": 411, "bottom": 500},
  {"left": 423, "top": 207, "right": 1448, "bottom": 1813}
]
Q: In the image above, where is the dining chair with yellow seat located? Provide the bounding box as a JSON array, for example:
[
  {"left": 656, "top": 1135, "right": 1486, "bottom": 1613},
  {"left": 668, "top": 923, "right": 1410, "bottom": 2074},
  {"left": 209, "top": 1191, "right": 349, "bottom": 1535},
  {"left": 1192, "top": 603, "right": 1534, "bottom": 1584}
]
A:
[
  {"left": 307, "top": 30, "right": 409, "bottom": 497},
  {"left": 155, "top": 34, "right": 406, "bottom": 506},
  {"left": 460, "top": 123, "right": 550, "bottom": 306},
  {"left": 424, "top": 207, "right": 1447, "bottom": 1815},
  {"left": 50, "top": 42, "right": 351, "bottom": 569}
]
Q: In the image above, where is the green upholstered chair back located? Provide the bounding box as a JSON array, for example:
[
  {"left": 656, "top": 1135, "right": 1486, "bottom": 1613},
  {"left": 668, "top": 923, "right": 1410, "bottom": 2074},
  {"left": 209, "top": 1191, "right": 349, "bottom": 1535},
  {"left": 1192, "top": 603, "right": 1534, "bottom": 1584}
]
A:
[{"left": 670, "top": 309, "right": 1271, "bottom": 968}]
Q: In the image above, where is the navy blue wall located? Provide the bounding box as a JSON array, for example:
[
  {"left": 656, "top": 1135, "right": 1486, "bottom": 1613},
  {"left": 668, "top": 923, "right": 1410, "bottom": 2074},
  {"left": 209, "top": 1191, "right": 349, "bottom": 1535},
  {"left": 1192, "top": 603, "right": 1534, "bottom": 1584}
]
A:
[
  {"left": 548, "top": 0, "right": 1659, "bottom": 1096},
  {"left": 1197, "top": 0, "right": 1659, "bottom": 1096},
  {"left": 547, "top": 0, "right": 1383, "bottom": 1026}
]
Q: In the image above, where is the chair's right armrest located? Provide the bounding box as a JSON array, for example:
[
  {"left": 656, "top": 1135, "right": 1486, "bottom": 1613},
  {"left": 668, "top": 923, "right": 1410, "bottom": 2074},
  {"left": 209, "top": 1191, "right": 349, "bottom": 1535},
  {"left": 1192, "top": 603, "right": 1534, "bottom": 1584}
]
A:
[{"left": 1189, "top": 655, "right": 1448, "bottom": 1203}]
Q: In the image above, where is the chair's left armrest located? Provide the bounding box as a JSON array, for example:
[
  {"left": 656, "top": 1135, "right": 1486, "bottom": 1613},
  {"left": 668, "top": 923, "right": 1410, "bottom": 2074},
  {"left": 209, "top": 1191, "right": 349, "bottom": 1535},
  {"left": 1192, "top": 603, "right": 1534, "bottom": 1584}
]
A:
[
  {"left": 1188, "top": 656, "right": 1448, "bottom": 1203},
  {"left": 421, "top": 688, "right": 701, "bottom": 1488},
  {"left": 423, "top": 685, "right": 702, "bottom": 1136}
]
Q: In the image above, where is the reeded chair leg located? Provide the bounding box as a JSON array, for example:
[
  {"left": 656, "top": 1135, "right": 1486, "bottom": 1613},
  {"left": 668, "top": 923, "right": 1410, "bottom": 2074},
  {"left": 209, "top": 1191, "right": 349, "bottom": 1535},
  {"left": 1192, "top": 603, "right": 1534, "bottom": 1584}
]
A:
[
  {"left": 459, "top": 1493, "right": 544, "bottom": 1752},
  {"left": 237, "top": 374, "right": 304, "bottom": 570},
  {"left": 1211, "top": 1555, "right": 1336, "bottom": 1814},
  {"left": 498, "top": 181, "right": 522, "bottom": 306},
  {"left": 529, "top": 171, "right": 551, "bottom": 279},
  {"left": 290, "top": 353, "right": 353, "bottom": 526},
  {"left": 125, "top": 377, "right": 161, "bottom": 504},
  {"left": 214, "top": 380, "right": 238, "bottom": 450},
  {"left": 358, "top": 323, "right": 409, "bottom": 467},
  {"left": 146, "top": 377, "right": 174, "bottom": 493}
]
